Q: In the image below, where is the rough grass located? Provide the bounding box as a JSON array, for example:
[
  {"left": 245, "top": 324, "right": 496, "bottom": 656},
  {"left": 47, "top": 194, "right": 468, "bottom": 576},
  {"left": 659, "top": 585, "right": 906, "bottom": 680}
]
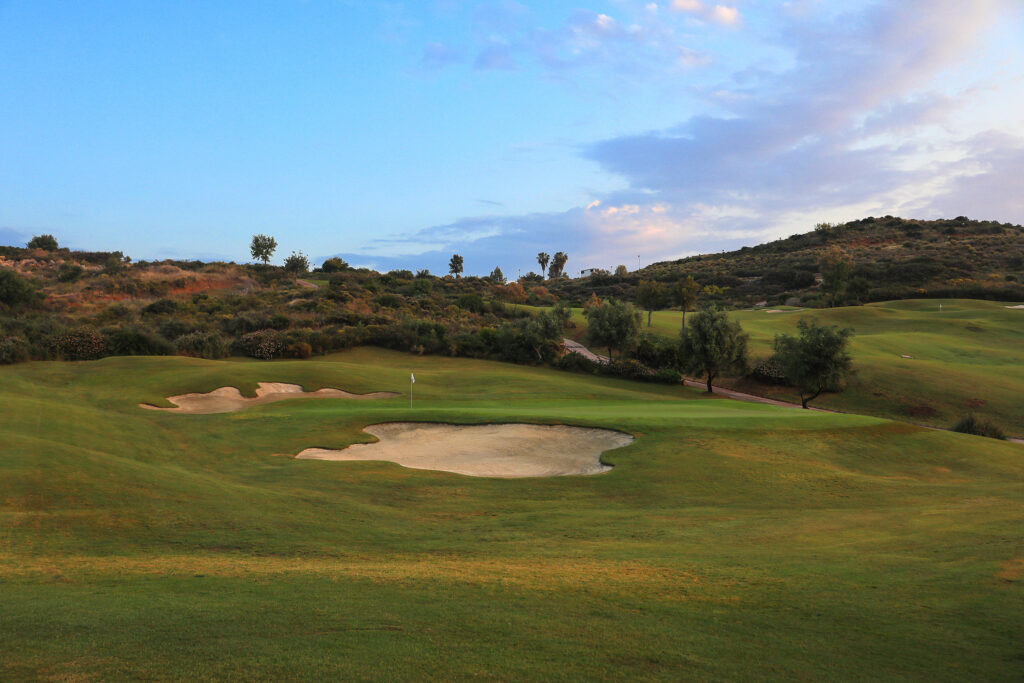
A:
[{"left": 1, "top": 348, "right": 1022, "bottom": 680}]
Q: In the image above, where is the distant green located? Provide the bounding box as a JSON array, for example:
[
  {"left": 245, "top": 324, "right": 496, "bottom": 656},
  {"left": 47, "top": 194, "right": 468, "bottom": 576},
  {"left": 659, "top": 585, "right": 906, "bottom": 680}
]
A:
[{"left": 1, "top": 348, "right": 1022, "bottom": 680}]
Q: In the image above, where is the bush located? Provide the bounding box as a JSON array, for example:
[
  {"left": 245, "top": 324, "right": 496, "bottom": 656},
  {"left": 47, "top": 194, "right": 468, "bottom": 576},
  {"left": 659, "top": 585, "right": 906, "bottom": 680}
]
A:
[
  {"left": 237, "top": 329, "right": 284, "bottom": 360},
  {"left": 0, "top": 269, "right": 37, "bottom": 307},
  {"left": 286, "top": 341, "right": 312, "bottom": 359},
  {"left": 57, "top": 263, "right": 85, "bottom": 282},
  {"left": 556, "top": 350, "right": 600, "bottom": 374},
  {"left": 142, "top": 299, "right": 178, "bottom": 316},
  {"left": 175, "top": 331, "right": 230, "bottom": 359},
  {"left": 952, "top": 414, "right": 1006, "bottom": 440},
  {"left": 601, "top": 359, "right": 656, "bottom": 382},
  {"left": 103, "top": 327, "right": 174, "bottom": 356},
  {"left": 59, "top": 326, "right": 106, "bottom": 360},
  {"left": 0, "top": 336, "right": 30, "bottom": 364},
  {"left": 749, "top": 356, "right": 789, "bottom": 385}
]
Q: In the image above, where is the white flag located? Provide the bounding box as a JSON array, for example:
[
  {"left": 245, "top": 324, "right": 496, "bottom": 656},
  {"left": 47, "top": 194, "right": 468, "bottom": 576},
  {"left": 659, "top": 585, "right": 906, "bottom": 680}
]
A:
[{"left": 410, "top": 373, "right": 415, "bottom": 384}]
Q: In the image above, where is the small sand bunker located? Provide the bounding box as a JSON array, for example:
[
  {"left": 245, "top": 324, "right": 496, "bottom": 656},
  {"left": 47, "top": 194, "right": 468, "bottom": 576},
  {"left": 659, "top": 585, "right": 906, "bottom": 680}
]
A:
[
  {"left": 296, "top": 422, "right": 633, "bottom": 478},
  {"left": 140, "top": 382, "right": 399, "bottom": 414},
  {"left": 1005, "top": 305, "right": 1024, "bottom": 309}
]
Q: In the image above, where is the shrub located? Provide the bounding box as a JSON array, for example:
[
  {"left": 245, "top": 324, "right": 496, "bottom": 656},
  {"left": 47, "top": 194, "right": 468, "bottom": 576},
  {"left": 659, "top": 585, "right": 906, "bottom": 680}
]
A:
[
  {"left": 749, "top": 356, "right": 789, "bottom": 385},
  {"left": 175, "top": 331, "right": 230, "bottom": 359},
  {"left": 142, "top": 299, "right": 178, "bottom": 316},
  {"left": 952, "top": 414, "right": 1006, "bottom": 440},
  {"left": 238, "top": 329, "right": 284, "bottom": 360},
  {"left": 286, "top": 341, "right": 312, "bottom": 359},
  {"left": 0, "top": 269, "right": 37, "bottom": 307},
  {"left": 103, "top": 327, "right": 174, "bottom": 356},
  {"left": 57, "top": 263, "right": 85, "bottom": 282},
  {"left": 0, "top": 336, "right": 30, "bottom": 364},
  {"left": 59, "top": 326, "right": 106, "bottom": 360}
]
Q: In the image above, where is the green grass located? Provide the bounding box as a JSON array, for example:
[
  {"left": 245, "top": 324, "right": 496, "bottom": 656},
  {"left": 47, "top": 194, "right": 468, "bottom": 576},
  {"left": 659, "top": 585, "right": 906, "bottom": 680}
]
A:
[
  {"left": 1, "top": 348, "right": 1022, "bottom": 680},
  {"left": 554, "top": 299, "right": 1024, "bottom": 437}
]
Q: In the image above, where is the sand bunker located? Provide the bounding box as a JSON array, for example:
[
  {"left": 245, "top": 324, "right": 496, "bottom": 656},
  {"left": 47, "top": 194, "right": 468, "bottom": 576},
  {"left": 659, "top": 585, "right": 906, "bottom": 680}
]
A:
[
  {"left": 140, "top": 382, "right": 399, "bottom": 414},
  {"left": 1005, "top": 305, "right": 1024, "bottom": 309},
  {"left": 296, "top": 422, "right": 633, "bottom": 477}
]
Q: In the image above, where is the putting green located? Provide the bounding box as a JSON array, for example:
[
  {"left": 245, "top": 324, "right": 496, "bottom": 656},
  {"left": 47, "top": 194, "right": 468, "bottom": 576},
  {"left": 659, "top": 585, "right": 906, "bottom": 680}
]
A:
[{"left": 1, "top": 348, "right": 1021, "bottom": 680}]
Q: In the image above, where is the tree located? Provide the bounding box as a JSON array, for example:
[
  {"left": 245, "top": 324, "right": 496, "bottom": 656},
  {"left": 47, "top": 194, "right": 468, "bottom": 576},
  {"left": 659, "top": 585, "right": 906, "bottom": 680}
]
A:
[
  {"left": 495, "top": 281, "right": 527, "bottom": 310},
  {"left": 820, "top": 245, "right": 853, "bottom": 307},
  {"left": 488, "top": 266, "right": 506, "bottom": 285},
  {"left": 536, "top": 252, "right": 550, "bottom": 278},
  {"left": 585, "top": 298, "right": 640, "bottom": 360},
  {"left": 321, "top": 257, "right": 349, "bottom": 273},
  {"left": 449, "top": 254, "right": 464, "bottom": 278},
  {"left": 670, "top": 276, "right": 700, "bottom": 329},
  {"left": 614, "top": 265, "right": 629, "bottom": 278},
  {"left": 283, "top": 251, "right": 310, "bottom": 275},
  {"left": 773, "top": 319, "right": 854, "bottom": 408},
  {"left": 680, "top": 307, "right": 748, "bottom": 393},
  {"left": 549, "top": 251, "right": 568, "bottom": 279},
  {"left": 636, "top": 280, "right": 667, "bottom": 327},
  {"left": 27, "top": 234, "right": 58, "bottom": 251},
  {"left": 250, "top": 234, "right": 277, "bottom": 264}
]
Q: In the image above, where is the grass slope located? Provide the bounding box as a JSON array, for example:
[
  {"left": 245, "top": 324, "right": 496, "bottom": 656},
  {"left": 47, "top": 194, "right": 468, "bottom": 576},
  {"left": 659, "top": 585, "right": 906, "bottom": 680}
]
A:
[
  {"left": 560, "top": 299, "right": 1024, "bottom": 437},
  {"left": 1, "top": 348, "right": 1022, "bottom": 680}
]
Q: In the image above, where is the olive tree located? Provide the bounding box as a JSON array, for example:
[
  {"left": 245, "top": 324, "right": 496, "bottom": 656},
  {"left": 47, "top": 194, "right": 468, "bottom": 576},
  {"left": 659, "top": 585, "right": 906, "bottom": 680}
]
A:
[
  {"left": 671, "top": 275, "right": 700, "bottom": 329},
  {"left": 773, "top": 319, "right": 854, "bottom": 408},
  {"left": 585, "top": 298, "right": 640, "bottom": 360},
  {"left": 680, "top": 307, "right": 748, "bottom": 393},
  {"left": 283, "top": 251, "right": 310, "bottom": 275},
  {"left": 27, "top": 234, "right": 59, "bottom": 251},
  {"left": 636, "top": 280, "right": 667, "bottom": 327}
]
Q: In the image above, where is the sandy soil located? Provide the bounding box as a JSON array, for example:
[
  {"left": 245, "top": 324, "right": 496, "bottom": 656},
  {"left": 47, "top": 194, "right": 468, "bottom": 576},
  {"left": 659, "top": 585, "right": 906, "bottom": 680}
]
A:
[
  {"left": 140, "top": 382, "right": 399, "bottom": 414},
  {"left": 296, "top": 422, "right": 633, "bottom": 477}
]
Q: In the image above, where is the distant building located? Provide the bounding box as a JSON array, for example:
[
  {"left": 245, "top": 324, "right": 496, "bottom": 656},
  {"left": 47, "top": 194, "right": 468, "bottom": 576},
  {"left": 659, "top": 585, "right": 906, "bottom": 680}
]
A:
[{"left": 580, "top": 268, "right": 597, "bottom": 277}]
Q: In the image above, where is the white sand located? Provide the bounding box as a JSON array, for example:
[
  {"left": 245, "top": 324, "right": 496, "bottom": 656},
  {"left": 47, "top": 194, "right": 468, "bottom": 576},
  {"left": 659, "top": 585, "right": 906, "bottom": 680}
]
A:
[
  {"left": 140, "top": 382, "right": 399, "bottom": 414},
  {"left": 1005, "top": 305, "right": 1024, "bottom": 309},
  {"left": 296, "top": 422, "right": 633, "bottom": 478}
]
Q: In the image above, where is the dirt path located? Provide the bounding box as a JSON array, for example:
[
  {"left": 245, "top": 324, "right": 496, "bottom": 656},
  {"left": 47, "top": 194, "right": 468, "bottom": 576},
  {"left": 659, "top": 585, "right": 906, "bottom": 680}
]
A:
[{"left": 563, "top": 338, "right": 610, "bottom": 364}]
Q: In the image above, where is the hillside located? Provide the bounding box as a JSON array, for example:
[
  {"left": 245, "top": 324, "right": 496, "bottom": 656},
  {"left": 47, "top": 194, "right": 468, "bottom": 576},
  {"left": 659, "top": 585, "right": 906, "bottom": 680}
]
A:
[{"left": 546, "top": 216, "right": 1024, "bottom": 308}]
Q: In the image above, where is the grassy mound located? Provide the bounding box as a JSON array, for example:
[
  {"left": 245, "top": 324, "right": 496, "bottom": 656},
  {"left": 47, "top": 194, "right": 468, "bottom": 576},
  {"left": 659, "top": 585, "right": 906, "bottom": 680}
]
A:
[{"left": 1, "top": 348, "right": 1022, "bottom": 679}]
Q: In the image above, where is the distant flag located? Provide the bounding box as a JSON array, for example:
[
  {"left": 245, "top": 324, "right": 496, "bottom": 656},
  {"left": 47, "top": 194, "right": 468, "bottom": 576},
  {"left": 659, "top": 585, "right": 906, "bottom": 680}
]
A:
[{"left": 411, "top": 373, "right": 415, "bottom": 384}]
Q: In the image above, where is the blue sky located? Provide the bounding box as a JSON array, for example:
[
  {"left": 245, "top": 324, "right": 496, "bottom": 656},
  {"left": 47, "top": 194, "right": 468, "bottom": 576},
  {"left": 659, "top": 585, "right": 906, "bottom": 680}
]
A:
[{"left": 1, "top": 1, "right": 1022, "bottom": 276}]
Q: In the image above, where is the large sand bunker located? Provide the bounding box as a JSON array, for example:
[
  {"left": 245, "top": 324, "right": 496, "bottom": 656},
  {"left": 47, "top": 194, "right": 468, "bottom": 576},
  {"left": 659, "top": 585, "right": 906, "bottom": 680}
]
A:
[
  {"left": 140, "top": 382, "right": 399, "bottom": 414},
  {"left": 296, "top": 422, "right": 633, "bottom": 477}
]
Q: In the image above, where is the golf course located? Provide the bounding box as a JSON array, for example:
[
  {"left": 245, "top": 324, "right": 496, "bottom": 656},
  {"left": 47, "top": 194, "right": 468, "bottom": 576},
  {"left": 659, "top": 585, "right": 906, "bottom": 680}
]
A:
[
  {"left": 557, "top": 299, "right": 1024, "bottom": 438},
  {"left": 2, "top": 347, "right": 1022, "bottom": 679}
]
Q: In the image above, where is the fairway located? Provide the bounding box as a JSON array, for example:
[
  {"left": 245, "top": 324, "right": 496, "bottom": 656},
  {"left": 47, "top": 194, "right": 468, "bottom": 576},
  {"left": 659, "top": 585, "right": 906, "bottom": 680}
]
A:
[
  {"left": 1, "top": 347, "right": 1022, "bottom": 680},
  {"left": 557, "top": 299, "right": 1024, "bottom": 437}
]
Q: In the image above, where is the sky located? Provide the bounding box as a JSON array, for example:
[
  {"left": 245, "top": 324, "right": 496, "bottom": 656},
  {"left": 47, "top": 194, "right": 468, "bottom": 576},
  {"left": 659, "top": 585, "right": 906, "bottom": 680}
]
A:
[{"left": 1, "top": 0, "right": 1022, "bottom": 276}]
